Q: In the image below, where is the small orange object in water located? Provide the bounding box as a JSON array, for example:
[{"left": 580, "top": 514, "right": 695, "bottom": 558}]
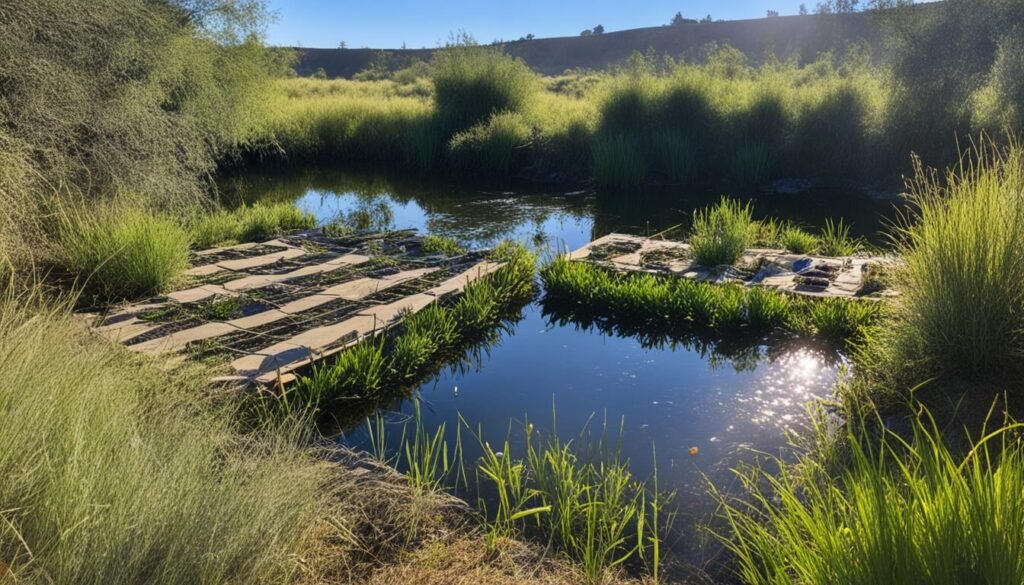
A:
[{"left": 689, "top": 446, "right": 699, "bottom": 456}]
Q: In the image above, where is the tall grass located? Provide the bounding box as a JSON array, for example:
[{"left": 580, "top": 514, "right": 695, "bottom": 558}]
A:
[
  {"left": 818, "top": 218, "right": 861, "bottom": 256},
  {"left": 431, "top": 46, "right": 538, "bottom": 133},
  {"left": 883, "top": 142, "right": 1024, "bottom": 378},
  {"left": 59, "top": 206, "right": 191, "bottom": 301},
  {"left": 713, "top": 400, "right": 1024, "bottom": 585},
  {"left": 448, "top": 111, "right": 532, "bottom": 180},
  {"left": 689, "top": 197, "right": 757, "bottom": 267},
  {"left": 0, "top": 290, "right": 323, "bottom": 583},
  {"left": 190, "top": 201, "right": 316, "bottom": 248}
]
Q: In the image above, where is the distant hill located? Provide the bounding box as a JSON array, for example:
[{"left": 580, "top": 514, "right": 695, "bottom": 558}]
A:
[{"left": 291, "top": 12, "right": 883, "bottom": 79}]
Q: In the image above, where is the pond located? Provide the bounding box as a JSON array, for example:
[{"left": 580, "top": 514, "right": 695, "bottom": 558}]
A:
[{"left": 223, "top": 167, "right": 896, "bottom": 561}]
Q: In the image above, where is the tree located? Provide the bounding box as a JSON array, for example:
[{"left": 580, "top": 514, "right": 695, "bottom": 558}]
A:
[
  {"left": 799, "top": 3, "right": 809, "bottom": 15},
  {"left": 767, "top": 9, "right": 780, "bottom": 16},
  {"left": 701, "top": 14, "right": 713, "bottom": 23},
  {"left": 337, "top": 40, "right": 346, "bottom": 48},
  {"left": 310, "top": 67, "right": 327, "bottom": 79},
  {"left": 593, "top": 24, "right": 605, "bottom": 34},
  {"left": 580, "top": 28, "right": 593, "bottom": 36},
  {"left": 816, "top": 0, "right": 859, "bottom": 13},
  {"left": 670, "top": 11, "right": 686, "bottom": 25}
]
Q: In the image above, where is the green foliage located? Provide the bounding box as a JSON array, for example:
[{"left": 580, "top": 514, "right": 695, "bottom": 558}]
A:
[
  {"left": 431, "top": 46, "right": 538, "bottom": 133},
  {"left": 420, "top": 234, "right": 466, "bottom": 257},
  {"left": 0, "top": 0, "right": 282, "bottom": 261},
  {"left": 0, "top": 292, "right": 322, "bottom": 583},
  {"left": 781, "top": 225, "right": 820, "bottom": 254},
  {"left": 289, "top": 243, "right": 536, "bottom": 413},
  {"left": 541, "top": 256, "right": 880, "bottom": 342},
  {"left": 689, "top": 197, "right": 757, "bottom": 267},
  {"left": 191, "top": 202, "right": 316, "bottom": 247},
  {"left": 713, "top": 401, "right": 1024, "bottom": 585},
  {"left": 60, "top": 207, "right": 191, "bottom": 301},
  {"left": 447, "top": 111, "right": 532, "bottom": 180},
  {"left": 818, "top": 218, "right": 861, "bottom": 256},
  {"left": 592, "top": 134, "right": 646, "bottom": 190},
  {"left": 883, "top": 142, "right": 1024, "bottom": 378}
]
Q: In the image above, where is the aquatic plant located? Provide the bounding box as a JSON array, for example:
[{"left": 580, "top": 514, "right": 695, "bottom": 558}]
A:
[
  {"left": 420, "top": 234, "right": 466, "bottom": 257},
  {"left": 368, "top": 401, "right": 675, "bottom": 584},
  {"left": 689, "top": 197, "right": 757, "bottom": 267},
  {"left": 288, "top": 243, "right": 536, "bottom": 414},
  {"left": 541, "top": 256, "right": 880, "bottom": 343},
  {"left": 712, "top": 399, "right": 1024, "bottom": 585},
  {"left": 59, "top": 206, "right": 191, "bottom": 301}
]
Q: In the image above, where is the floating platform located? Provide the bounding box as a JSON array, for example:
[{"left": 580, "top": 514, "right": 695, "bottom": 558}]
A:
[
  {"left": 568, "top": 233, "right": 896, "bottom": 299},
  {"left": 78, "top": 230, "right": 502, "bottom": 386}
]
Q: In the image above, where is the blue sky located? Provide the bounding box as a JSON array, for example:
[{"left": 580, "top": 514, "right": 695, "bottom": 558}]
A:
[{"left": 266, "top": 1, "right": 820, "bottom": 48}]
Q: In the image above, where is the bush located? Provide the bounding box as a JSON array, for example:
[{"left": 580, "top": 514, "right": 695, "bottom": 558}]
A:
[
  {"left": 60, "top": 207, "right": 191, "bottom": 301},
  {"left": 689, "top": 197, "right": 757, "bottom": 267},
  {"left": 431, "top": 47, "right": 538, "bottom": 133},
  {"left": 0, "top": 294, "right": 322, "bottom": 583}
]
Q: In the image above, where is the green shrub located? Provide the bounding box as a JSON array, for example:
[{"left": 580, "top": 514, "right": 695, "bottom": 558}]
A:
[
  {"left": 60, "top": 207, "right": 191, "bottom": 300},
  {"left": 0, "top": 294, "right": 322, "bottom": 584},
  {"left": 689, "top": 197, "right": 757, "bottom": 267},
  {"left": 714, "top": 401, "right": 1024, "bottom": 585},
  {"left": 431, "top": 47, "right": 537, "bottom": 133}
]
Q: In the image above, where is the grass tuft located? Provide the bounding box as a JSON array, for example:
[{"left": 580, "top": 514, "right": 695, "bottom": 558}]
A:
[
  {"left": 60, "top": 206, "right": 191, "bottom": 301},
  {"left": 191, "top": 202, "right": 316, "bottom": 248},
  {"left": 689, "top": 197, "right": 757, "bottom": 267}
]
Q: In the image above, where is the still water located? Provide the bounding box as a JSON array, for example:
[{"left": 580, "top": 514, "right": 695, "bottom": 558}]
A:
[{"left": 225, "top": 167, "right": 893, "bottom": 541}]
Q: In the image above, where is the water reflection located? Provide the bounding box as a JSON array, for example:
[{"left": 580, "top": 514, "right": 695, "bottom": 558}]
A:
[{"left": 220, "top": 166, "right": 894, "bottom": 252}]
